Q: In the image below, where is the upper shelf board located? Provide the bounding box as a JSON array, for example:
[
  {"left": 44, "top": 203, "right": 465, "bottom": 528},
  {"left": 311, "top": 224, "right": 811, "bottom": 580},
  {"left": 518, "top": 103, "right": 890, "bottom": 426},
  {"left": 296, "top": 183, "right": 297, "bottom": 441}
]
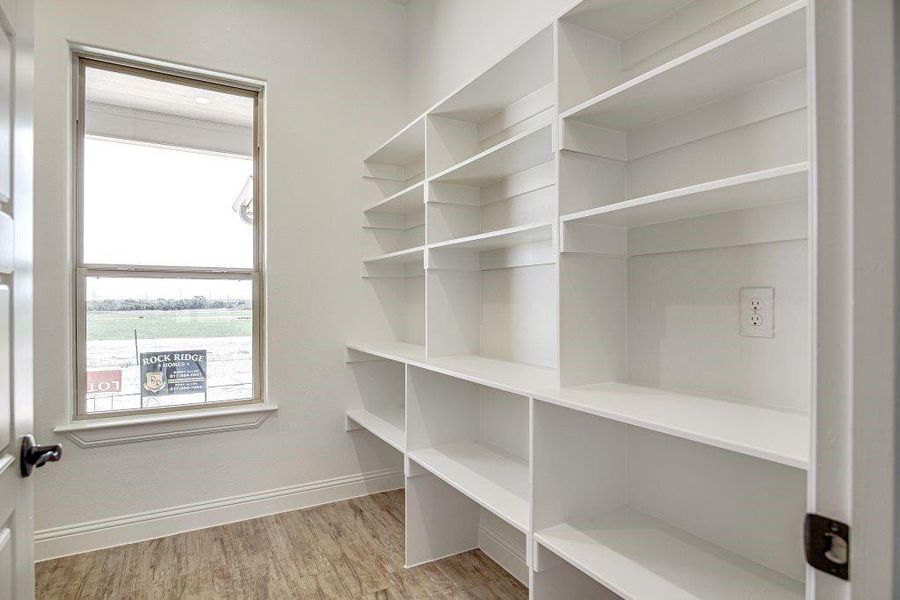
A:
[
  {"left": 430, "top": 25, "right": 554, "bottom": 124},
  {"left": 431, "top": 124, "right": 554, "bottom": 187},
  {"left": 364, "top": 181, "right": 426, "bottom": 215},
  {"left": 346, "top": 340, "right": 426, "bottom": 363},
  {"left": 561, "top": 163, "right": 809, "bottom": 228},
  {"left": 559, "top": 0, "right": 693, "bottom": 40},
  {"left": 429, "top": 222, "right": 553, "bottom": 252},
  {"left": 365, "top": 115, "right": 426, "bottom": 167},
  {"left": 409, "top": 441, "right": 530, "bottom": 533},
  {"left": 533, "top": 382, "right": 808, "bottom": 469},
  {"left": 362, "top": 246, "right": 425, "bottom": 265},
  {"left": 560, "top": 1, "right": 807, "bottom": 131},
  {"left": 535, "top": 507, "right": 804, "bottom": 600}
]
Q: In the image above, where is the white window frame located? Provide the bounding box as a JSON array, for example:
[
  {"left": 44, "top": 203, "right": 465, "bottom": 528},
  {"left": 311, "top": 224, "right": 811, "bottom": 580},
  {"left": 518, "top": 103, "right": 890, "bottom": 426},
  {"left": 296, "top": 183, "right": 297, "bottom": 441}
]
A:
[{"left": 72, "top": 54, "right": 265, "bottom": 420}]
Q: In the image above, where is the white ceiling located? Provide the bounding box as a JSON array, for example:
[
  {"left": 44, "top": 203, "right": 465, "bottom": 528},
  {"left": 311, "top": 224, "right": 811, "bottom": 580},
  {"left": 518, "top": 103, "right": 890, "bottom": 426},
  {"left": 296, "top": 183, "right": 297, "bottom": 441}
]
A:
[{"left": 85, "top": 66, "right": 254, "bottom": 127}]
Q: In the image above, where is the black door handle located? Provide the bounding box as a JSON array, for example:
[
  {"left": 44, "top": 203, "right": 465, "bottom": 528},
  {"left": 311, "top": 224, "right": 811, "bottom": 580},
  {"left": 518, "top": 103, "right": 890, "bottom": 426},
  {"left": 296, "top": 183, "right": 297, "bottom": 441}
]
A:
[{"left": 20, "top": 435, "right": 62, "bottom": 477}]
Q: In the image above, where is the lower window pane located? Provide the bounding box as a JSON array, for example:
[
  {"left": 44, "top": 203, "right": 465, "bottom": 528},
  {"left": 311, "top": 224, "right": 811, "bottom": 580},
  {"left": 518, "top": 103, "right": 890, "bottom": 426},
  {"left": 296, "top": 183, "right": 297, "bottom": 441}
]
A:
[{"left": 83, "top": 276, "right": 254, "bottom": 414}]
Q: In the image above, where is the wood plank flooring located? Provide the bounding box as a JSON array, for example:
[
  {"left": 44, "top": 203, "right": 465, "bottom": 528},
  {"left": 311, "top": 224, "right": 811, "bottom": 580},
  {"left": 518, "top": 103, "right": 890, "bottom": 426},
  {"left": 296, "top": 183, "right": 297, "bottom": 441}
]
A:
[{"left": 35, "top": 489, "right": 528, "bottom": 600}]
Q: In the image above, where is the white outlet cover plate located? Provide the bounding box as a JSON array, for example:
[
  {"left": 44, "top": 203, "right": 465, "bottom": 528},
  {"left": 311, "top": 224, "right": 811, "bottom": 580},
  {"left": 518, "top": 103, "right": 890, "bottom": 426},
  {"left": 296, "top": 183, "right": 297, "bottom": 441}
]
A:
[{"left": 740, "top": 287, "right": 774, "bottom": 338}]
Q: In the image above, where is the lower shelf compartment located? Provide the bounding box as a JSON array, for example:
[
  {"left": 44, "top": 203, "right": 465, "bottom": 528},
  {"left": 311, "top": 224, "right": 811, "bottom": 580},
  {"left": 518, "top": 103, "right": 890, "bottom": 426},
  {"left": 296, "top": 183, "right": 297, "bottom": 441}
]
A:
[
  {"left": 346, "top": 407, "right": 405, "bottom": 452},
  {"left": 535, "top": 507, "right": 804, "bottom": 600},
  {"left": 409, "top": 441, "right": 529, "bottom": 533}
]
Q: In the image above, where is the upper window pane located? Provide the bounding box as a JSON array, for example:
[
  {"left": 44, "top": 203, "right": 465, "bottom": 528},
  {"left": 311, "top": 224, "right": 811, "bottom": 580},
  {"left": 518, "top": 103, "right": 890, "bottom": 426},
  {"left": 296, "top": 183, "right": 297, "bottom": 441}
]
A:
[{"left": 82, "top": 66, "right": 255, "bottom": 268}]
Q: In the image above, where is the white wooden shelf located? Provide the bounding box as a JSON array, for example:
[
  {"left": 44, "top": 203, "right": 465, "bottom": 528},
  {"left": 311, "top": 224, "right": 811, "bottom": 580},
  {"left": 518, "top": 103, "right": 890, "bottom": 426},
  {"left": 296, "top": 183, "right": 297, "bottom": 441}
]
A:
[
  {"left": 365, "top": 114, "right": 426, "bottom": 168},
  {"left": 346, "top": 340, "right": 426, "bottom": 363},
  {"left": 409, "top": 441, "right": 529, "bottom": 532},
  {"left": 418, "top": 355, "right": 557, "bottom": 399},
  {"left": 430, "top": 25, "right": 554, "bottom": 124},
  {"left": 560, "top": 2, "right": 807, "bottom": 131},
  {"left": 430, "top": 124, "right": 554, "bottom": 187},
  {"left": 560, "top": 163, "right": 808, "bottom": 228},
  {"left": 346, "top": 407, "right": 405, "bottom": 452},
  {"left": 534, "top": 383, "right": 808, "bottom": 469},
  {"left": 364, "top": 181, "right": 425, "bottom": 215},
  {"left": 362, "top": 245, "right": 425, "bottom": 265},
  {"left": 535, "top": 507, "right": 804, "bottom": 600},
  {"left": 347, "top": 342, "right": 557, "bottom": 399},
  {"left": 429, "top": 222, "right": 553, "bottom": 252}
]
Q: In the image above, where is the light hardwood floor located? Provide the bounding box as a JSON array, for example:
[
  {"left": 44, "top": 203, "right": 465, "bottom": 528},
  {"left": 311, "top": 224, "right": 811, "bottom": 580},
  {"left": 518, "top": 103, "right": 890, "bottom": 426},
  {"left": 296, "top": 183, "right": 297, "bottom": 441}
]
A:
[{"left": 35, "top": 489, "right": 527, "bottom": 600}]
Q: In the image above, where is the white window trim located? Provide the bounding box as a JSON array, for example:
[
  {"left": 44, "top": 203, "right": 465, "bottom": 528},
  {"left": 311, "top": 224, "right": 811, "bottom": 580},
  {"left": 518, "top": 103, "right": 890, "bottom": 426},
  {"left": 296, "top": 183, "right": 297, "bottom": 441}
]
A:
[
  {"left": 54, "top": 403, "right": 278, "bottom": 448},
  {"left": 66, "top": 49, "right": 270, "bottom": 437}
]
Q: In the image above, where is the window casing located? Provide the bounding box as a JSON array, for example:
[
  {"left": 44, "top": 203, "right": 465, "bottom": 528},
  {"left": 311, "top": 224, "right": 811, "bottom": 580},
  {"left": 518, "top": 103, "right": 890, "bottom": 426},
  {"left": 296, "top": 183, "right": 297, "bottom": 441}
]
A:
[{"left": 73, "top": 55, "right": 264, "bottom": 419}]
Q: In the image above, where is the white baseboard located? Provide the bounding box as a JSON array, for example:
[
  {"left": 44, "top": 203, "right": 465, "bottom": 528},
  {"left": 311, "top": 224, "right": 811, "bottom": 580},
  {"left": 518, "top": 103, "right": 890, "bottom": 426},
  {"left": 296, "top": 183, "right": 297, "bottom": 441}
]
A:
[
  {"left": 478, "top": 523, "right": 529, "bottom": 586},
  {"left": 35, "top": 467, "right": 404, "bottom": 562}
]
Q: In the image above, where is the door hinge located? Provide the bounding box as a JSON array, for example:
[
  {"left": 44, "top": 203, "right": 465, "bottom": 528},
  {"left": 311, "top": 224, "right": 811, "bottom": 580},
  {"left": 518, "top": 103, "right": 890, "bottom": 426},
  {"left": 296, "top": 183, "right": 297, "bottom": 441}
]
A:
[{"left": 805, "top": 513, "right": 850, "bottom": 580}]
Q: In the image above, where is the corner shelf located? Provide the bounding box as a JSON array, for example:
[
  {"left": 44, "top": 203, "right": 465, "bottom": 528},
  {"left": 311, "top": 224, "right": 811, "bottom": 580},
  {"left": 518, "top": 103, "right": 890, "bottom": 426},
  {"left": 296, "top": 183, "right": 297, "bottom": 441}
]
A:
[
  {"left": 535, "top": 507, "right": 804, "bottom": 600},
  {"left": 346, "top": 407, "right": 405, "bottom": 452},
  {"left": 534, "top": 383, "right": 808, "bottom": 469},
  {"left": 560, "top": 163, "right": 808, "bottom": 229},
  {"left": 560, "top": 1, "right": 807, "bottom": 131},
  {"left": 430, "top": 124, "right": 554, "bottom": 187},
  {"left": 409, "top": 441, "right": 529, "bottom": 533}
]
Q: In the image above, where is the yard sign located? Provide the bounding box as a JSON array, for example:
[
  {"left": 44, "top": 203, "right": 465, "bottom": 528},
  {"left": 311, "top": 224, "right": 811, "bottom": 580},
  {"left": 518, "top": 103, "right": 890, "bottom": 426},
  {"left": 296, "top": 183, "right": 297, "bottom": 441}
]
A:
[{"left": 139, "top": 350, "right": 207, "bottom": 398}]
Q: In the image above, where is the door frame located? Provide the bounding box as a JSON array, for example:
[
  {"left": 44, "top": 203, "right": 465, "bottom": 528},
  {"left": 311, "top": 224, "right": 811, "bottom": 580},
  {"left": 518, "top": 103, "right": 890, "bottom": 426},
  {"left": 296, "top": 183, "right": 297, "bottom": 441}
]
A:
[{"left": 810, "top": 0, "right": 896, "bottom": 597}]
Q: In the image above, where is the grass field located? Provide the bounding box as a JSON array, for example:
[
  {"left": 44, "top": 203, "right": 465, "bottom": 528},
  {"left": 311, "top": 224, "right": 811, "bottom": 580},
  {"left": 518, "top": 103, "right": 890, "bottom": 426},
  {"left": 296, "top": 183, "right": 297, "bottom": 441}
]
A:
[{"left": 87, "top": 309, "right": 252, "bottom": 341}]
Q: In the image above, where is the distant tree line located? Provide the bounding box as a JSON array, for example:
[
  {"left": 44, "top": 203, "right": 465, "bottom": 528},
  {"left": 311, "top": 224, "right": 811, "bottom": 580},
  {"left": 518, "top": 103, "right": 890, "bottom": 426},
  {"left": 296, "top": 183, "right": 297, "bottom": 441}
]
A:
[{"left": 87, "top": 296, "right": 251, "bottom": 312}]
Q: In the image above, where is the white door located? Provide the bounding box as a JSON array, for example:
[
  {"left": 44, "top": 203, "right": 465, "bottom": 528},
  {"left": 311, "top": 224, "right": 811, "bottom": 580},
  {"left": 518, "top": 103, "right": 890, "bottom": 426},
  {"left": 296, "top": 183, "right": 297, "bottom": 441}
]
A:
[{"left": 0, "top": 0, "right": 39, "bottom": 599}]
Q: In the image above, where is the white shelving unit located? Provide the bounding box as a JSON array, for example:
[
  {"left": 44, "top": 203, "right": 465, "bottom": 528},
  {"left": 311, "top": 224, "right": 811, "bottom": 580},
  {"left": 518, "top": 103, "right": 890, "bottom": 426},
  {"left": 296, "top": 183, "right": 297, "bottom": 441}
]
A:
[{"left": 349, "top": 1, "right": 815, "bottom": 596}]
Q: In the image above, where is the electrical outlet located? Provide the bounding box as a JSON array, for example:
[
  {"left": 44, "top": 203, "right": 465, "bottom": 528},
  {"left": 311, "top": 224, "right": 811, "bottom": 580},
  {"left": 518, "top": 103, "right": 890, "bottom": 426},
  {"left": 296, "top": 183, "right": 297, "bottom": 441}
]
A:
[{"left": 740, "top": 287, "right": 774, "bottom": 338}]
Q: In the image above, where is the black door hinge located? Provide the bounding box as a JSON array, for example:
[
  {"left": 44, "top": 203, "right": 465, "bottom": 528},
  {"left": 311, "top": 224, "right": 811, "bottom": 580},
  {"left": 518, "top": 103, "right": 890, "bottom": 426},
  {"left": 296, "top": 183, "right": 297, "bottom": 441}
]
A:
[{"left": 805, "top": 513, "right": 850, "bottom": 580}]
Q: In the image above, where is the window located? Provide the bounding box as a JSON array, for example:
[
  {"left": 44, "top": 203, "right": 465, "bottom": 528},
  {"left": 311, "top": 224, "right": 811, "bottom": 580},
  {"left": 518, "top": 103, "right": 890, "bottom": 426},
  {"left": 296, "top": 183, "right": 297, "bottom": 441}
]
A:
[{"left": 74, "top": 56, "right": 263, "bottom": 418}]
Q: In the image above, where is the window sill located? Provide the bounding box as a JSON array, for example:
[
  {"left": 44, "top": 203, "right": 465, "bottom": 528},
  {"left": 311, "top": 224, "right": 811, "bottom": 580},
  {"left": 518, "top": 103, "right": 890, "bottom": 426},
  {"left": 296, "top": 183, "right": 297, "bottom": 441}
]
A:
[{"left": 54, "top": 403, "right": 277, "bottom": 448}]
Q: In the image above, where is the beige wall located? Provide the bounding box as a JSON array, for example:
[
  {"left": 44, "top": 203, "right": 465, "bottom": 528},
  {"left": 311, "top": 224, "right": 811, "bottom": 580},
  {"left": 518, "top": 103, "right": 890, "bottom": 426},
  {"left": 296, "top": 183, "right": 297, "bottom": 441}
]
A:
[{"left": 33, "top": 0, "right": 409, "bottom": 555}]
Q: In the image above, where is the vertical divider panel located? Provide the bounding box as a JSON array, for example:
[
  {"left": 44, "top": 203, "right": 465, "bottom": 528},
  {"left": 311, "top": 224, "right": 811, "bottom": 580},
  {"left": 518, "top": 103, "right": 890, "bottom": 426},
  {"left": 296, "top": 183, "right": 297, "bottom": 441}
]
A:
[
  {"left": 404, "top": 467, "right": 480, "bottom": 567},
  {"left": 404, "top": 365, "right": 481, "bottom": 567}
]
